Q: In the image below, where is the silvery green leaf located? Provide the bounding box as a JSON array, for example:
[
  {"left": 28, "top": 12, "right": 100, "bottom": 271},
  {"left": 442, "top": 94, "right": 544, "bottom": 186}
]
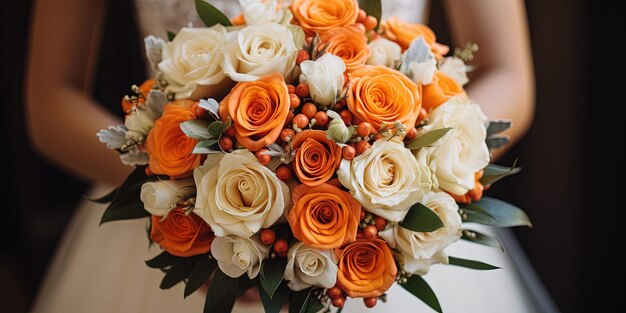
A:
[
  {"left": 180, "top": 120, "right": 211, "bottom": 140},
  {"left": 199, "top": 98, "right": 221, "bottom": 120},
  {"left": 192, "top": 139, "right": 222, "bottom": 154},
  {"left": 144, "top": 35, "right": 165, "bottom": 69},
  {"left": 208, "top": 121, "right": 226, "bottom": 138},
  {"left": 97, "top": 125, "right": 127, "bottom": 149},
  {"left": 400, "top": 36, "right": 434, "bottom": 75},
  {"left": 487, "top": 120, "right": 513, "bottom": 136},
  {"left": 120, "top": 147, "right": 149, "bottom": 166},
  {"left": 486, "top": 135, "right": 510, "bottom": 150},
  {"left": 146, "top": 90, "right": 168, "bottom": 118}
]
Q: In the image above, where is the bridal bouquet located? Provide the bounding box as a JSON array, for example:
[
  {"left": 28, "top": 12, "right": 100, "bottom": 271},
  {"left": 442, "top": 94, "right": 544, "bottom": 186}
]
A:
[{"left": 96, "top": 0, "right": 531, "bottom": 312}]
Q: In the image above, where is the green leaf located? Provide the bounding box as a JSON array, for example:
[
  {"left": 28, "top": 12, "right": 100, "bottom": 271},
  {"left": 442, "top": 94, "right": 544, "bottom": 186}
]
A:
[
  {"left": 260, "top": 257, "right": 288, "bottom": 299},
  {"left": 406, "top": 128, "right": 452, "bottom": 150},
  {"left": 289, "top": 288, "right": 314, "bottom": 313},
  {"left": 208, "top": 120, "right": 226, "bottom": 138},
  {"left": 480, "top": 161, "right": 521, "bottom": 186},
  {"left": 358, "top": 0, "right": 382, "bottom": 31},
  {"left": 195, "top": 0, "right": 232, "bottom": 27},
  {"left": 160, "top": 255, "right": 202, "bottom": 290},
  {"left": 167, "top": 31, "right": 176, "bottom": 41},
  {"left": 193, "top": 139, "right": 220, "bottom": 154},
  {"left": 100, "top": 194, "right": 150, "bottom": 224},
  {"left": 486, "top": 120, "right": 512, "bottom": 136},
  {"left": 475, "top": 197, "right": 532, "bottom": 228},
  {"left": 461, "top": 229, "right": 504, "bottom": 251},
  {"left": 304, "top": 296, "right": 326, "bottom": 313},
  {"left": 184, "top": 255, "right": 217, "bottom": 298},
  {"left": 204, "top": 269, "right": 239, "bottom": 313},
  {"left": 448, "top": 256, "right": 500, "bottom": 270},
  {"left": 84, "top": 187, "right": 118, "bottom": 203},
  {"left": 400, "top": 275, "right": 442, "bottom": 313},
  {"left": 400, "top": 203, "right": 445, "bottom": 232},
  {"left": 259, "top": 280, "right": 290, "bottom": 313},
  {"left": 145, "top": 251, "right": 178, "bottom": 269},
  {"left": 459, "top": 202, "right": 498, "bottom": 225}
]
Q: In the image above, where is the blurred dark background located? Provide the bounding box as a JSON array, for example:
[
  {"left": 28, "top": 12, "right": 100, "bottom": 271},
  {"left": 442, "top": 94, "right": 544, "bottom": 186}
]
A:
[{"left": 1, "top": 0, "right": 624, "bottom": 312}]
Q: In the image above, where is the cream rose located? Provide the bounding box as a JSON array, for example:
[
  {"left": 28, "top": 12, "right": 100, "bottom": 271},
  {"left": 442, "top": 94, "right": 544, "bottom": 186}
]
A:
[
  {"left": 366, "top": 38, "right": 402, "bottom": 68},
  {"left": 211, "top": 235, "right": 269, "bottom": 279},
  {"left": 337, "top": 140, "right": 432, "bottom": 222},
  {"left": 223, "top": 23, "right": 304, "bottom": 82},
  {"left": 299, "top": 54, "right": 346, "bottom": 107},
  {"left": 284, "top": 242, "right": 338, "bottom": 291},
  {"left": 416, "top": 97, "right": 489, "bottom": 195},
  {"left": 439, "top": 56, "right": 469, "bottom": 86},
  {"left": 140, "top": 179, "right": 195, "bottom": 216},
  {"left": 379, "top": 192, "right": 461, "bottom": 275},
  {"left": 240, "top": 0, "right": 277, "bottom": 25},
  {"left": 158, "top": 26, "right": 228, "bottom": 100},
  {"left": 193, "top": 150, "right": 291, "bottom": 238}
]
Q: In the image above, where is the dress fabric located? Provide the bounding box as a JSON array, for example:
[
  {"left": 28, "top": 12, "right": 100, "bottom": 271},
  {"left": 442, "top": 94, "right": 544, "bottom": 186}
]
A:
[{"left": 31, "top": 1, "right": 537, "bottom": 312}]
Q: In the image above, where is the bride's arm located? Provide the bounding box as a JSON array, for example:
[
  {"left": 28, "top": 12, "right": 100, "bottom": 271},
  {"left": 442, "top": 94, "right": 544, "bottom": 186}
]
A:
[
  {"left": 26, "top": 0, "right": 132, "bottom": 185},
  {"left": 443, "top": 0, "right": 535, "bottom": 159}
]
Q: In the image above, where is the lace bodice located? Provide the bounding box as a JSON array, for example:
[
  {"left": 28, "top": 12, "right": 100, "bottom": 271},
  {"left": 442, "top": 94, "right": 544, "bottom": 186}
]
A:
[{"left": 133, "top": 0, "right": 428, "bottom": 41}]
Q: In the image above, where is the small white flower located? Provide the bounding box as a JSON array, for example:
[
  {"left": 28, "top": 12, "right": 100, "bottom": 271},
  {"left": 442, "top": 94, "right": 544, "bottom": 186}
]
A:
[
  {"left": 140, "top": 179, "right": 195, "bottom": 216},
  {"left": 97, "top": 125, "right": 127, "bottom": 150},
  {"left": 211, "top": 235, "right": 269, "bottom": 279},
  {"left": 144, "top": 35, "right": 166, "bottom": 70},
  {"left": 366, "top": 38, "right": 402, "bottom": 68},
  {"left": 439, "top": 57, "right": 469, "bottom": 86},
  {"left": 300, "top": 54, "right": 346, "bottom": 106},
  {"left": 284, "top": 242, "right": 338, "bottom": 291},
  {"left": 325, "top": 110, "right": 354, "bottom": 144}
]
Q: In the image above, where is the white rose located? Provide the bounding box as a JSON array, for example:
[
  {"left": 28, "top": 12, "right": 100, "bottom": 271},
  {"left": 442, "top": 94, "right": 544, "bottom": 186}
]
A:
[
  {"left": 284, "top": 242, "right": 338, "bottom": 291},
  {"left": 379, "top": 192, "right": 461, "bottom": 275},
  {"left": 416, "top": 97, "right": 489, "bottom": 195},
  {"left": 439, "top": 57, "right": 469, "bottom": 86},
  {"left": 240, "top": 0, "right": 277, "bottom": 25},
  {"left": 337, "top": 140, "right": 432, "bottom": 222},
  {"left": 407, "top": 58, "right": 437, "bottom": 85},
  {"left": 211, "top": 235, "right": 269, "bottom": 279},
  {"left": 193, "top": 150, "right": 291, "bottom": 238},
  {"left": 223, "top": 23, "right": 304, "bottom": 82},
  {"left": 299, "top": 54, "right": 346, "bottom": 107},
  {"left": 140, "top": 179, "right": 195, "bottom": 216},
  {"left": 158, "top": 26, "right": 228, "bottom": 100},
  {"left": 366, "top": 38, "right": 402, "bottom": 68}
]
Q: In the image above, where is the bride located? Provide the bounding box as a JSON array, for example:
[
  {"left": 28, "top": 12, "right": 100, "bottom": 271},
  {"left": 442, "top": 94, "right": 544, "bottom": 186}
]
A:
[{"left": 26, "top": 0, "right": 536, "bottom": 312}]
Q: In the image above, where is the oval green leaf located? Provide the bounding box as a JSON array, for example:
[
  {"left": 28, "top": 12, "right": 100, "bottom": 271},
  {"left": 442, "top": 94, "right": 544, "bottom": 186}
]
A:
[
  {"left": 400, "top": 203, "right": 445, "bottom": 232},
  {"left": 400, "top": 275, "right": 442, "bottom": 313},
  {"left": 406, "top": 127, "right": 452, "bottom": 150},
  {"left": 475, "top": 197, "right": 532, "bottom": 228},
  {"left": 195, "top": 0, "right": 233, "bottom": 27},
  {"left": 260, "top": 257, "right": 287, "bottom": 299},
  {"left": 448, "top": 256, "right": 500, "bottom": 270}
]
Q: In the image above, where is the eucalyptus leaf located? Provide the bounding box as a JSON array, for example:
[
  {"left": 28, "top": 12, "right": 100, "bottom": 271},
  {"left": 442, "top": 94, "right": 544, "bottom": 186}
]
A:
[
  {"left": 358, "top": 0, "right": 382, "bottom": 31},
  {"left": 260, "top": 257, "right": 287, "bottom": 299},
  {"left": 167, "top": 31, "right": 176, "bottom": 41},
  {"left": 475, "top": 197, "right": 532, "bottom": 228},
  {"left": 145, "top": 251, "right": 178, "bottom": 269},
  {"left": 259, "top": 280, "right": 290, "bottom": 313},
  {"left": 208, "top": 120, "right": 226, "bottom": 138},
  {"left": 400, "top": 203, "right": 445, "bottom": 232},
  {"left": 480, "top": 162, "right": 521, "bottom": 186},
  {"left": 406, "top": 128, "right": 452, "bottom": 150},
  {"left": 400, "top": 36, "right": 434, "bottom": 75},
  {"left": 192, "top": 139, "right": 221, "bottom": 154},
  {"left": 85, "top": 187, "right": 118, "bottom": 204},
  {"left": 180, "top": 119, "right": 211, "bottom": 140},
  {"left": 486, "top": 120, "right": 512, "bottom": 136},
  {"left": 459, "top": 202, "right": 498, "bottom": 225},
  {"left": 195, "top": 0, "right": 233, "bottom": 27},
  {"left": 461, "top": 229, "right": 504, "bottom": 251},
  {"left": 448, "top": 256, "right": 500, "bottom": 270},
  {"left": 160, "top": 255, "right": 202, "bottom": 290},
  {"left": 486, "top": 135, "right": 510, "bottom": 150},
  {"left": 204, "top": 269, "right": 239, "bottom": 313},
  {"left": 184, "top": 256, "right": 217, "bottom": 298},
  {"left": 400, "top": 275, "right": 442, "bottom": 313}
]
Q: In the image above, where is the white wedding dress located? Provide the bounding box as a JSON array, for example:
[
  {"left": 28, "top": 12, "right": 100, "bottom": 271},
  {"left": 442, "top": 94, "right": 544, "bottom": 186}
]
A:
[{"left": 30, "top": 1, "right": 543, "bottom": 312}]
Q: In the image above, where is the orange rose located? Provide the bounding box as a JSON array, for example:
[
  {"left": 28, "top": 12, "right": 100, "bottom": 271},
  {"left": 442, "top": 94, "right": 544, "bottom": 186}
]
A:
[
  {"left": 320, "top": 26, "right": 371, "bottom": 72},
  {"left": 347, "top": 65, "right": 422, "bottom": 130},
  {"left": 335, "top": 235, "right": 397, "bottom": 298},
  {"left": 449, "top": 171, "right": 484, "bottom": 203},
  {"left": 422, "top": 71, "right": 466, "bottom": 111},
  {"left": 146, "top": 101, "right": 204, "bottom": 178},
  {"left": 151, "top": 208, "right": 215, "bottom": 257},
  {"left": 219, "top": 72, "right": 290, "bottom": 152},
  {"left": 290, "top": 0, "right": 359, "bottom": 36},
  {"left": 381, "top": 16, "right": 449, "bottom": 56},
  {"left": 121, "top": 79, "right": 155, "bottom": 114},
  {"left": 291, "top": 130, "right": 342, "bottom": 186},
  {"left": 287, "top": 183, "right": 361, "bottom": 250}
]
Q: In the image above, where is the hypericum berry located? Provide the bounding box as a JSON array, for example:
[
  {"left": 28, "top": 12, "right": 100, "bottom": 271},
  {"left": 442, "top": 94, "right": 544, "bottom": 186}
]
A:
[
  {"left": 260, "top": 229, "right": 276, "bottom": 245},
  {"left": 363, "top": 16, "right": 378, "bottom": 31},
  {"left": 357, "top": 122, "right": 374, "bottom": 137},
  {"left": 296, "top": 83, "right": 310, "bottom": 98},
  {"left": 223, "top": 126, "right": 236, "bottom": 139},
  {"left": 364, "top": 297, "right": 378, "bottom": 308},
  {"left": 255, "top": 149, "right": 272, "bottom": 165},
  {"left": 219, "top": 137, "right": 233, "bottom": 151},
  {"left": 194, "top": 106, "right": 207, "bottom": 119},
  {"left": 331, "top": 296, "right": 345, "bottom": 308},
  {"left": 342, "top": 145, "right": 356, "bottom": 160},
  {"left": 145, "top": 167, "right": 153, "bottom": 177},
  {"left": 280, "top": 128, "right": 296, "bottom": 142},
  {"left": 287, "top": 84, "right": 296, "bottom": 94},
  {"left": 360, "top": 209, "right": 366, "bottom": 220},
  {"left": 314, "top": 111, "right": 329, "bottom": 127},
  {"left": 357, "top": 9, "right": 367, "bottom": 22},
  {"left": 273, "top": 239, "right": 289, "bottom": 256},
  {"left": 374, "top": 216, "right": 387, "bottom": 231},
  {"left": 301, "top": 102, "right": 317, "bottom": 119},
  {"left": 296, "top": 49, "right": 310, "bottom": 65},
  {"left": 276, "top": 165, "right": 292, "bottom": 181},
  {"left": 355, "top": 140, "right": 371, "bottom": 155},
  {"left": 339, "top": 110, "right": 353, "bottom": 125},
  {"left": 290, "top": 94, "right": 301, "bottom": 109},
  {"left": 404, "top": 127, "right": 418, "bottom": 141},
  {"left": 293, "top": 114, "right": 309, "bottom": 129},
  {"left": 327, "top": 286, "right": 342, "bottom": 299},
  {"left": 363, "top": 225, "right": 378, "bottom": 239},
  {"left": 355, "top": 22, "right": 366, "bottom": 33}
]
